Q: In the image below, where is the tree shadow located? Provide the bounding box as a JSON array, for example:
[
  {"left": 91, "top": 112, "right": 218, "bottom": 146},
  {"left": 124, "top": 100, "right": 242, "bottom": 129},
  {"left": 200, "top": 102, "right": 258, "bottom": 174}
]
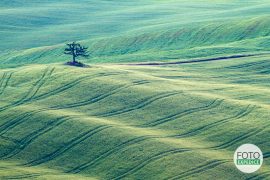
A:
[{"left": 64, "top": 61, "right": 90, "bottom": 68}]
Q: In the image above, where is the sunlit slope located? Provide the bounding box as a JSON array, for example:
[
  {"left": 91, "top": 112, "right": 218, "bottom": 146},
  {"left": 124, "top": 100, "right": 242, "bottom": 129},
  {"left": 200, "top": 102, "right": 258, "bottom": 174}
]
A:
[{"left": 0, "top": 55, "right": 270, "bottom": 179}]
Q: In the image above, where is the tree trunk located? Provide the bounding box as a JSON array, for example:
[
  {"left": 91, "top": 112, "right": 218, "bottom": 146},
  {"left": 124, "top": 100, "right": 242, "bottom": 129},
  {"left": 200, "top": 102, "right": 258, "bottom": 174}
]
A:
[{"left": 72, "top": 54, "right": 76, "bottom": 63}]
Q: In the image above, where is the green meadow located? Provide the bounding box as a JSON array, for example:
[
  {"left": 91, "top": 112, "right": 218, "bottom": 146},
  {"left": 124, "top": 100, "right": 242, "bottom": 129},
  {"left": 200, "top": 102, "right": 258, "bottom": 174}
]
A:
[{"left": 0, "top": 0, "right": 270, "bottom": 179}]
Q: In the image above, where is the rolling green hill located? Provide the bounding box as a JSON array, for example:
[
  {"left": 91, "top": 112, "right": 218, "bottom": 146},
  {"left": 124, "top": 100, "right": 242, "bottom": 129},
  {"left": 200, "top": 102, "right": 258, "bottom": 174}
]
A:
[
  {"left": 1, "top": 0, "right": 270, "bottom": 68},
  {"left": 2, "top": 0, "right": 267, "bottom": 51},
  {"left": 0, "top": 0, "right": 270, "bottom": 179},
  {"left": 0, "top": 54, "right": 270, "bottom": 179}
]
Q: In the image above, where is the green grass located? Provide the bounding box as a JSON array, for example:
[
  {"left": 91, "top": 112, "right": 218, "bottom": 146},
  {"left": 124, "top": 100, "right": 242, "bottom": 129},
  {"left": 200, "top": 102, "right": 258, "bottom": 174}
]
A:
[
  {"left": 0, "top": 54, "right": 270, "bottom": 179},
  {"left": 1, "top": 0, "right": 270, "bottom": 68},
  {"left": 1, "top": 0, "right": 270, "bottom": 179}
]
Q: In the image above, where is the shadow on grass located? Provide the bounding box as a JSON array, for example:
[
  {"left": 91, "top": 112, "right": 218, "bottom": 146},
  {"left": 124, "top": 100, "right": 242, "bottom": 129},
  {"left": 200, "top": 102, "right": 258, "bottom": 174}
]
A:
[{"left": 64, "top": 61, "right": 90, "bottom": 68}]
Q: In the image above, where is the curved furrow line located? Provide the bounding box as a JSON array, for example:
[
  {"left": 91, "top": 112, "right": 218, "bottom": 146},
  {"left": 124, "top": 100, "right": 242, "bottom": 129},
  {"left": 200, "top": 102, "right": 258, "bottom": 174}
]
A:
[
  {"left": 26, "top": 68, "right": 54, "bottom": 101},
  {"left": 30, "top": 72, "right": 122, "bottom": 103},
  {"left": 2, "top": 117, "right": 70, "bottom": 159},
  {"left": 0, "top": 72, "right": 7, "bottom": 88},
  {"left": 227, "top": 60, "right": 268, "bottom": 69},
  {"left": 98, "top": 91, "right": 182, "bottom": 117},
  {"left": 141, "top": 99, "right": 223, "bottom": 127},
  {"left": 1, "top": 173, "right": 42, "bottom": 179},
  {"left": 50, "top": 85, "right": 129, "bottom": 109},
  {"left": 0, "top": 73, "right": 131, "bottom": 132},
  {"left": 20, "top": 67, "right": 55, "bottom": 102},
  {"left": 246, "top": 171, "right": 270, "bottom": 180},
  {"left": 0, "top": 67, "right": 54, "bottom": 112},
  {"left": 211, "top": 127, "right": 265, "bottom": 150},
  {"left": 168, "top": 160, "right": 229, "bottom": 180},
  {"left": 30, "top": 76, "right": 91, "bottom": 102},
  {"left": 0, "top": 107, "right": 51, "bottom": 137},
  {"left": 0, "top": 135, "right": 21, "bottom": 145},
  {"left": 96, "top": 72, "right": 126, "bottom": 77},
  {"left": 0, "top": 72, "right": 120, "bottom": 112},
  {"left": 15, "top": 67, "right": 51, "bottom": 103},
  {"left": 30, "top": 50, "right": 55, "bottom": 63},
  {"left": 112, "top": 148, "right": 190, "bottom": 180},
  {"left": 234, "top": 105, "right": 256, "bottom": 120},
  {"left": 0, "top": 111, "right": 38, "bottom": 136},
  {"left": 264, "top": 152, "right": 270, "bottom": 159},
  {"left": 0, "top": 72, "right": 13, "bottom": 96},
  {"left": 51, "top": 81, "right": 148, "bottom": 110},
  {"left": 237, "top": 94, "right": 257, "bottom": 100},
  {"left": 174, "top": 105, "right": 255, "bottom": 138},
  {"left": 24, "top": 125, "right": 111, "bottom": 166},
  {"left": 67, "top": 135, "right": 159, "bottom": 173}
]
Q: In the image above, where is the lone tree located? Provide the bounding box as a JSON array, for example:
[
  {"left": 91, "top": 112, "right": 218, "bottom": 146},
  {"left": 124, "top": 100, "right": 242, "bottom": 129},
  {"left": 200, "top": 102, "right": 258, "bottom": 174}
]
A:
[{"left": 64, "top": 42, "right": 89, "bottom": 64}]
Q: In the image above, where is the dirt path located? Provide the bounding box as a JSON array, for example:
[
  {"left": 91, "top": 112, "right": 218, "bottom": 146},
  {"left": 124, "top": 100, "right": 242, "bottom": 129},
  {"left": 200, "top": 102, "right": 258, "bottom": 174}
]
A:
[{"left": 126, "top": 53, "right": 270, "bottom": 66}]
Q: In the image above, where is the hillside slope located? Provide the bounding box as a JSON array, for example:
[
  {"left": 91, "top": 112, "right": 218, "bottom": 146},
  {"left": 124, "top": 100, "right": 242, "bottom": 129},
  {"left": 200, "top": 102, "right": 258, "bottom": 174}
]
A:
[
  {"left": 1, "top": 1, "right": 270, "bottom": 179},
  {"left": 0, "top": 54, "right": 270, "bottom": 179},
  {"left": 1, "top": 0, "right": 269, "bottom": 51},
  {"left": 1, "top": 1, "right": 270, "bottom": 67}
]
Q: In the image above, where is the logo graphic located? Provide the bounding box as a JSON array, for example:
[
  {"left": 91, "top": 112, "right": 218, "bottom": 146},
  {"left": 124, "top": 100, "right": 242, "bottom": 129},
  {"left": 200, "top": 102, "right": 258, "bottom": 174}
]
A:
[{"left": 234, "top": 144, "right": 263, "bottom": 173}]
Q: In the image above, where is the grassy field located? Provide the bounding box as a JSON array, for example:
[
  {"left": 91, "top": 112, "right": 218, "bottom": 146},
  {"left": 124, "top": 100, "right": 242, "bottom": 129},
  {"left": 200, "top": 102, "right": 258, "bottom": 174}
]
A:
[
  {"left": 1, "top": 0, "right": 270, "bottom": 68},
  {"left": 2, "top": 0, "right": 269, "bottom": 51},
  {"left": 0, "top": 54, "right": 270, "bottom": 179},
  {"left": 0, "top": 0, "right": 270, "bottom": 179}
]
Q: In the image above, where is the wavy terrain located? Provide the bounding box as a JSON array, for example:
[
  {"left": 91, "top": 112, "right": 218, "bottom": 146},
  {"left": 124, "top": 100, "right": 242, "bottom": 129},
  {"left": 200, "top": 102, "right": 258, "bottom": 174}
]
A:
[
  {"left": 1, "top": 0, "right": 270, "bottom": 68},
  {"left": 0, "top": 54, "right": 270, "bottom": 179},
  {"left": 0, "top": 0, "right": 270, "bottom": 179}
]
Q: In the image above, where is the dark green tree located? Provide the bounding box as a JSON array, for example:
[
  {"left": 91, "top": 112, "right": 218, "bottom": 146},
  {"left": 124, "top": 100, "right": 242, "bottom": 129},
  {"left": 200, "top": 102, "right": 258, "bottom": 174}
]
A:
[{"left": 64, "top": 42, "right": 89, "bottom": 63}]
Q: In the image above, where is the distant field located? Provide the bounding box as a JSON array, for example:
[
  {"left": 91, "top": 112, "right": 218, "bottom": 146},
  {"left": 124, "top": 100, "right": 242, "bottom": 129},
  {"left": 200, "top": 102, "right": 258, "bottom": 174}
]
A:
[
  {"left": 1, "top": 0, "right": 270, "bottom": 67},
  {"left": 0, "top": 0, "right": 270, "bottom": 179},
  {"left": 3, "top": 0, "right": 269, "bottom": 51}
]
